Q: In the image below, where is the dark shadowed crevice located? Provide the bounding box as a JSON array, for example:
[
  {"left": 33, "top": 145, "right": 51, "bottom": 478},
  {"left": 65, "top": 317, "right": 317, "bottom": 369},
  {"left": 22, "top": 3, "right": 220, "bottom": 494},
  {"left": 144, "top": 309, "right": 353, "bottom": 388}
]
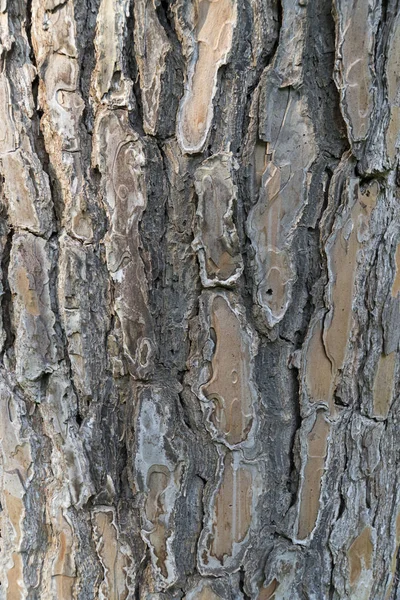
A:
[
  {"left": 0, "top": 225, "right": 15, "bottom": 356},
  {"left": 25, "top": 0, "right": 36, "bottom": 68},
  {"left": 76, "top": 0, "right": 102, "bottom": 134},
  {"left": 126, "top": 0, "right": 145, "bottom": 135},
  {"left": 239, "top": 566, "right": 251, "bottom": 600}
]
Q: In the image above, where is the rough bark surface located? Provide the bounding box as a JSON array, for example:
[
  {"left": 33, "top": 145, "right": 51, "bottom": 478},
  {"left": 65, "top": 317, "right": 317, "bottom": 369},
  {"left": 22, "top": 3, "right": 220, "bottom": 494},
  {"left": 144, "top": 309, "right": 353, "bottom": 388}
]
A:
[{"left": 0, "top": 0, "right": 399, "bottom": 598}]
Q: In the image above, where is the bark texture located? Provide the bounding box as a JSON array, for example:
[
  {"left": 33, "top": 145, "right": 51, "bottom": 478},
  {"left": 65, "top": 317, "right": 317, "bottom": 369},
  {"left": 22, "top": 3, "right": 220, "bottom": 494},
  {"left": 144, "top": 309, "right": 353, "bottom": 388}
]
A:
[{"left": 0, "top": 0, "right": 399, "bottom": 598}]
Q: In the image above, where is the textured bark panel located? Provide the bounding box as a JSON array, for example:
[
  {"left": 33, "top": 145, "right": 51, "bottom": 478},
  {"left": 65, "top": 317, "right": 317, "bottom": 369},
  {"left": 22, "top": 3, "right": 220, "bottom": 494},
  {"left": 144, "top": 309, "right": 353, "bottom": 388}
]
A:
[{"left": 0, "top": 0, "right": 399, "bottom": 598}]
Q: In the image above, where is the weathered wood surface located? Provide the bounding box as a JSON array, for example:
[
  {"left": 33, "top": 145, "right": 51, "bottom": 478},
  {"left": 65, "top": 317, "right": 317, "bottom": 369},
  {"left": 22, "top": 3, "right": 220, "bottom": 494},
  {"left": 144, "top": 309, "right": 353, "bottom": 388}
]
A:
[{"left": 0, "top": 0, "right": 399, "bottom": 598}]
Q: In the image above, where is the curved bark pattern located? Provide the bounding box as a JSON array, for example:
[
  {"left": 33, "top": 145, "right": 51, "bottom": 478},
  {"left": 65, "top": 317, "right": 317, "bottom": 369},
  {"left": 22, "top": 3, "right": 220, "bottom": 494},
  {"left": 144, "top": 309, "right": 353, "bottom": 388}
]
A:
[
  {"left": 198, "top": 450, "right": 259, "bottom": 574},
  {"left": 91, "top": 507, "right": 133, "bottom": 600},
  {"left": 0, "top": 0, "right": 399, "bottom": 598},
  {"left": 190, "top": 290, "right": 260, "bottom": 449},
  {"left": 176, "top": 0, "right": 237, "bottom": 153},
  {"left": 333, "top": 0, "right": 380, "bottom": 146},
  {"left": 93, "top": 108, "right": 156, "bottom": 380},
  {"left": 0, "top": 381, "right": 33, "bottom": 599},
  {"left": 9, "top": 233, "right": 60, "bottom": 389},
  {"left": 134, "top": 0, "right": 172, "bottom": 136},
  {"left": 32, "top": 0, "right": 94, "bottom": 241},
  {"left": 385, "top": 12, "right": 400, "bottom": 165},
  {"left": 193, "top": 153, "right": 243, "bottom": 287},
  {"left": 247, "top": 70, "right": 316, "bottom": 327}
]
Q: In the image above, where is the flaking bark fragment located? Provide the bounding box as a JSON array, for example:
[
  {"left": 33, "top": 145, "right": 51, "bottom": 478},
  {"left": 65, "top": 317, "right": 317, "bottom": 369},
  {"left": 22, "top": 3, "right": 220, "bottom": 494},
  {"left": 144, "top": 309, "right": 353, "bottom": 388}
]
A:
[
  {"left": 188, "top": 290, "right": 259, "bottom": 449},
  {"left": 384, "top": 12, "right": 400, "bottom": 165},
  {"left": 92, "top": 506, "right": 133, "bottom": 600},
  {"left": 0, "top": 379, "right": 34, "bottom": 598},
  {"left": 91, "top": 0, "right": 133, "bottom": 107},
  {"left": 134, "top": 0, "right": 173, "bottom": 137},
  {"left": 193, "top": 152, "right": 243, "bottom": 287},
  {"left": 198, "top": 449, "right": 260, "bottom": 575},
  {"left": 247, "top": 68, "right": 317, "bottom": 328},
  {"left": 333, "top": 0, "right": 380, "bottom": 150},
  {"left": 93, "top": 108, "right": 156, "bottom": 380},
  {"left": 32, "top": 0, "right": 94, "bottom": 241},
  {"left": 133, "top": 384, "right": 188, "bottom": 590},
  {"left": 9, "top": 232, "right": 60, "bottom": 390},
  {"left": 274, "top": 0, "right": 308, "bottom": 87},
  {"left": 175, "top": 0, "right": 237, "bottom": 153}
]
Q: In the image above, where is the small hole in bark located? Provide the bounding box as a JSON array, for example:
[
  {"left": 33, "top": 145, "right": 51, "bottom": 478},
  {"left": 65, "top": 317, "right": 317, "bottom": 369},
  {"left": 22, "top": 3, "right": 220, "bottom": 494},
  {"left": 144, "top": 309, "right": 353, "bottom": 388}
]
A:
[
  {"left": 337, "top": 492, "right": 346, "bottom": 519},
  {"left": 334, "top": 394, "right": 346, "bottom": 407}
]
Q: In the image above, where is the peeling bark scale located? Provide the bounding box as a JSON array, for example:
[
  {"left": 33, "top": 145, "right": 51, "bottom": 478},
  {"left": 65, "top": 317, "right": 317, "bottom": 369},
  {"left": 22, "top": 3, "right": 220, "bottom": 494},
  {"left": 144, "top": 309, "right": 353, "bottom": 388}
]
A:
[{"left": 0, "top": 0, "right": 399, "bottom": 598}]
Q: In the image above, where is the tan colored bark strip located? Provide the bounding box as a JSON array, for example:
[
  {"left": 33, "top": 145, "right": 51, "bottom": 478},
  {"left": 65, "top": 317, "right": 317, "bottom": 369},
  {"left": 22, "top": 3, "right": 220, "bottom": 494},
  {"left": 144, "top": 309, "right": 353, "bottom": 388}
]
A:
[
  {"left": 372, "top": 352, "right": 396, "bottom": 419},
  {"left": 385, "top": 14, "right": 400, "bottom": 163},
  {"left": 392, "top": 244, "right": 400, "bottom": 298},
  {"left": 348, "top": 526, "right": 375, "bottom": 598},
  {"left": 333, "top": 0, "right": 378, "bottom": 143},
  {"left": 0, "top": 384, "right": 33, "bottom": 600},
  {"left": 324, "top": 180, "right": 379, "bottom": 372},
  {"left": 304, "top": 319, "right": 334, "bottom": 411},
  {"left": 32, "top": 0, "right": 93, "bottom": 241},
  {"left": 93, "top": 508, "right": 130, "bottom": 600},
  {"left": 202, "top": 295, "right": 254, "bottom": 445},
  {"left": 258, "top": 579, "right": 279, "bottom": 599},
  {"left": 297, "top": 412, "right": 330, "bottom": 540},
  {"left": 210, "top": 453, "right": 253, "bottom": 561},
  {"left": 177, "top": 0, "right": 237, "bottom": 153}
]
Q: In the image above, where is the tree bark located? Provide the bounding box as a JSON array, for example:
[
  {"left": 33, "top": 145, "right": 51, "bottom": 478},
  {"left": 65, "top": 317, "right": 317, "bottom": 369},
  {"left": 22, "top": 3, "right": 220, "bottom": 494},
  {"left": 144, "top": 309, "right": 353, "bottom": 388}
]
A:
[{"left": 0, "top": 0, "right": 399, "bottom": 598}]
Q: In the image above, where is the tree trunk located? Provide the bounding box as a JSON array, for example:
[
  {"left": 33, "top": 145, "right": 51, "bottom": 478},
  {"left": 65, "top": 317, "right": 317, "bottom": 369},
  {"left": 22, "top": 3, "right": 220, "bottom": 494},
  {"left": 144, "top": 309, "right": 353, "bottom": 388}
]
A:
[{"left": 0, "top": 0, "right": 399, "bottom": 598}]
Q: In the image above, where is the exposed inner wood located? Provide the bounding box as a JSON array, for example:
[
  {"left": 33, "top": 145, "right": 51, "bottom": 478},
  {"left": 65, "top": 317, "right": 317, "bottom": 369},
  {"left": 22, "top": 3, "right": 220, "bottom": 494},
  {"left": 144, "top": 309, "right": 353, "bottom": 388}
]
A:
[
  {"left": 348, "top": 526, "right": 374, "bottom": 587},
  {"left": 203, "top": 295, "right": 254, "bottom": 445},
  {"left": 210, "top": 453, "right": 253, "bottom": 562},
  {"left": 178, "top": 0, "right": 236, "bottom": 152},
  {"left": 372, "top": 352, "right": 396, "bottom": 419},
  {"left": 93, "top": 509, "right": 129, "bottom": 600},
  {"left": 258, "top": 578, "right": 279, "bottom": 599},
  {"left": 386, "top": 15, "right": 400, "bottom": 162},
  {"left": 185, "top": 583, "right": 223, "bottom": 600},
  {"left": 304, "top": 319, "right": 334, "bottom": 410},
  {"left": 392, "top": 244, "right": 400, "bottom": 298}
]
